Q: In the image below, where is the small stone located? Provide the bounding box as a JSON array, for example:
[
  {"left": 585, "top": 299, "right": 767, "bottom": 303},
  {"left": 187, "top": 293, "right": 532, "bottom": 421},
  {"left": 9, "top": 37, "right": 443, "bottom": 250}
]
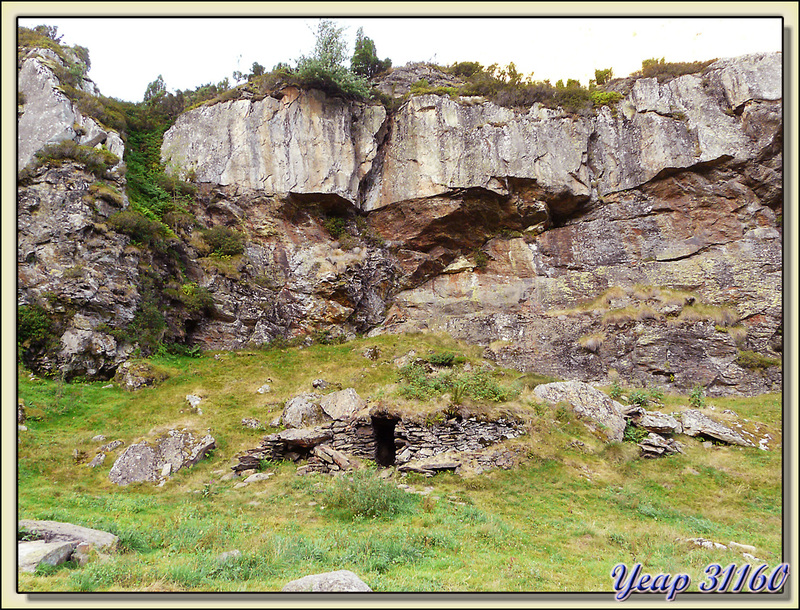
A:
[
  {"left": 91, "top": 435, "right": 107, "bottom": 443},
  {"left": 218, "top": 550, "right": 242, "bottom": 562},
  {"left": 243, "top": 472, "right": 273, "bottom": 483}
]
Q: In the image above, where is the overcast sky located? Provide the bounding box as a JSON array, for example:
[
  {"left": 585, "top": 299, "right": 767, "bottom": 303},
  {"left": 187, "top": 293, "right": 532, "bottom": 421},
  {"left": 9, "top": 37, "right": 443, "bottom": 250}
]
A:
[{"left": 16, "top": 14, "right": 784, "bottom": 103}]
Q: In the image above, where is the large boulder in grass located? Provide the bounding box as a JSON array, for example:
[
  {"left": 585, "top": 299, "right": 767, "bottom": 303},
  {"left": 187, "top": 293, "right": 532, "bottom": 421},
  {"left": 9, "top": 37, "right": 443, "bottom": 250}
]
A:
[
  {"left": 319, "top": 388, "right": 366, "bottom": 421},
  {"left": 280, "top": 393, "right": 328, "bottom": 429},
  {"left": 680, "top": 409, "right": 754, "bottom": 447},
  {"left": 18, "top": 520, "right": 119, "bottom": 573},
  {"left": 533, "top": 381, "right": 626, "bottom": 442},
  {"left": 18, "top": 520, "right": 119, "bottom": 552},
  {"left": 282, "top": 570, "right": 372, "bottom": 592},
  {"left": 632, "top": 410, "right": 683, "bottom": 435},
  {"left": 109, "top": 428, "right": 216, "bottom": 485}
]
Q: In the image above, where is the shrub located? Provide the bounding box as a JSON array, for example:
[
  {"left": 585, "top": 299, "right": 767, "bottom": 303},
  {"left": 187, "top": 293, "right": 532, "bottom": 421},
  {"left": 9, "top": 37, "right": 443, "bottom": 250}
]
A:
[
  {"left": 594, "top": 67, "right": 613, "bottom": 85},
  {"left": 649, "top": 386, "right": 665, "bottom": 404},
  {"left": 590, "top": 90, "right": 623, "bottom": 107},
  {"left": 107, "top": 210, "right": 168, "bottom": 250},
  {"left": 179, "top": 283, "right": 215, "bottom": 315},
  {"left": 689, "top": 385, "right": 706, "bottom": 408},
  {"left": 294, "top": 20, "right": 373, "bottom": 100},
  {"left": 323, "top": 217, "right": 347, "bottom": 238},
  {"left": 627, "top": 389, "right": 650, "bottom": 408},
  {"left": 426, "top": 352, "right": 456, "bottom": 367},
  {"left": 449, "top": 61, "right": 483, "bottom": 78},
  {"left": 200, "top": 226, "right": 245, "bottom": 256},
  {"left": 623, "top": 421, "right": 648, "bottom": 443},
  {"left": 609, "top": 380, "right": 623, "bottom": 400},
  {"left": 32, "top": 140, "right": 119, "bottom": 179},
  {"left": 321, "top": 467, "right": 417, "bottom": 519},
  {"left": 397, "top": 365, "right": 517, "bottom": 403},
  {"left": 640, "top": 57, "right": 715, "bottom": 83},
  {"left": 18, "top": 303, "right": 54, "bottom": 350},
  {"left": 126, "top": 300, "right": 167, "bottom": 355},
  {"left": 88, "top": 182, "right": 124, "bottom": 206},
  {"left": 736, "top": 350, "right": 781, "bottom": 371},
  {"left": 409, "top": 79, "right": 459, "bottom": 98}
]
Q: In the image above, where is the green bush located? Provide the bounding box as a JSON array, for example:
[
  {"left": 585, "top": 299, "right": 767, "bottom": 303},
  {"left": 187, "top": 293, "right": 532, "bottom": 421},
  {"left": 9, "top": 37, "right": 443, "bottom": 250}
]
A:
[
  {"left": 623, "top": 422, "right": 648, "bottom": 443},
  {"left": 18, "top": 303, "right": 54, "bottom": 350},
  {"left": 32, "top": 140, "right": 119, "bottom": 179},
  {"left": 640, "top": 57, "right": 715, "bottom": 83},
  {"left": 201, "top": 226, "right": 245, "bottom": 256},
  {"left": 689, "top": 385, "right": 706, "bottom": 408},
  {"left": 449, "top": 61, "right": 483, "bottom": 78},
  {"left": 626, "top": 389, "right": 650, "bottom": 408},
  {"left": 107, "top": 210, "right": 168, "bottom": 249},
  {"left": 127, "top": 300, "right": 166, "bottom": 355},
  {"left": 590, "top": 90, "right": 623, "bottom": 107},
  {"left": 409, "top": 79, "right": 459, "bottom": 98},
  {"left": 179, "top": 282, "right": 215, "bottom": 315},
  {"left": 323, "top": 217, "right": 347, "bottom": 238},
  {"left": 736, "top": 350, "right": 781, "bottom": 371},
  {"left": 397, "top": 364, "right": 517, "bottom": 403},
  {"left": 321, "top": 467, "right": 418, "bottom": 520},
  {"left": 294, "top": 20, "right": 373, "bottom": 100},
  {"left": 426, "top": 352, "right": 456, "bottom": 367},
  {"left": 594, "top": 67, "right": 613, "bottom": 85}
]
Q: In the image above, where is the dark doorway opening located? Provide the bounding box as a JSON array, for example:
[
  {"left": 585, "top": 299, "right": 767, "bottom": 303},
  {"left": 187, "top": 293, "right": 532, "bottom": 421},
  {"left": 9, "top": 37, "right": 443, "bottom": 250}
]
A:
[{"left": 372, "top": 416, "right": 399, "bottom": 467}]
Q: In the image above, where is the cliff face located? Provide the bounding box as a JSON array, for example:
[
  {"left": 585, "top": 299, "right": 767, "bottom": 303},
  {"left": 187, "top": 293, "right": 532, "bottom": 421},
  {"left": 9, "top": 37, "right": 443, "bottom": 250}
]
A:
[{"left": 17, "top": 50, "right": 783, "bottom": 394}]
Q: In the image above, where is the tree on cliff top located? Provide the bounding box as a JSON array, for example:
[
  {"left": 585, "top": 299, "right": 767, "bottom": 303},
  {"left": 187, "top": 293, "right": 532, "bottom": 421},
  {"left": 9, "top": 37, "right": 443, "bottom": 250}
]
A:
[
  {"left": 294, "top": 19, "right": 373, "bottom": 100},
  {"left": 351, "top": 27, "right": 392, "bottom": 78}
]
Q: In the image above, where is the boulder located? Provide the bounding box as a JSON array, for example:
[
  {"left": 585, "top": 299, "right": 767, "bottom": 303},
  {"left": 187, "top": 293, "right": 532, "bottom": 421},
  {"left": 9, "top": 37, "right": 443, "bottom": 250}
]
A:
[
  {"left": 114, "top": 361, "right": 168, "bottom": 392},
  {"left": 276, "top": 427, "right": 332, "bottom": 448},
  {"left": 312, "top": 444, "right": 354, "bottom": 470},
  {"left": 18, "top": 540, "right": 76, "bottom": 573},
  {"left": 637, "top": 432, "right": 684, "bottom": 457},
  {"left": 18, "top": 520, "right": 119, "bottom": 552},
  {"left": 108, "top": 429, "right": 216, "bottom": 485},
  {"left": 282, "top": 570, "right": 372, "bottom": 592},
  {"left": 632, "top": 411, "right": 682, "bottom": 434},
  {"left": 108, "top": 442, "right": 157, "bottom": 485},
  {"left": 280, "top": 393, "right": 328, "bottom": 428},
  {"left": 533, "top": 381, "right": 627, "bottom": 442},
  {"left": 319, "top": 388, "right": 366, "bottom": 421},
  {"left": 680, "top": 410, "right": 754, "bottom": 447}
]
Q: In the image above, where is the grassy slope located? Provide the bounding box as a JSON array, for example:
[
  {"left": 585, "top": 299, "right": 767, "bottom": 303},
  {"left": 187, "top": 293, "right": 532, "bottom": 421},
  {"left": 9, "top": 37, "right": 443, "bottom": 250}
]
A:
[{"left": 16, "top": 334, "right": 782, "bottom": 593}]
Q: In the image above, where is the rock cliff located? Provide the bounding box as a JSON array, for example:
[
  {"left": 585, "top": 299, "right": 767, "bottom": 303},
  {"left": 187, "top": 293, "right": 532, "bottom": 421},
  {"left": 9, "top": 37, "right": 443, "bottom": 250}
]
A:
[{"left": 17, "top": 47, "right": 783, "bottom": 395}]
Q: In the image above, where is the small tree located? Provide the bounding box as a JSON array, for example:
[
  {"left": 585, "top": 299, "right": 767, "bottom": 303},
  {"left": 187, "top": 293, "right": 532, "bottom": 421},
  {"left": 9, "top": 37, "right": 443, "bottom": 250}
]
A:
[
  {"left": 294, "top": 19, "right": 372, "bottom": 100},
  {"left": 251, "top": 61, "right": 265, "bottom": 77},
  {"left": 351, "top": 27, "right": 391, "bottom": 78},
  {"left": 594, "top": 67, "right": 613, "bottom": 85},
  {"left": 143, "top": 74, "right": 167, "bottom": 103}
]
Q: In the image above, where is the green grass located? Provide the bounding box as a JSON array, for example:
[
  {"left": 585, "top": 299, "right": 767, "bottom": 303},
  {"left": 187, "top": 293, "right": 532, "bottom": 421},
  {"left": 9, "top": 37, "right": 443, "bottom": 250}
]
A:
[{"left": 16, "top": 334, "right": 783, "bottom": 592}]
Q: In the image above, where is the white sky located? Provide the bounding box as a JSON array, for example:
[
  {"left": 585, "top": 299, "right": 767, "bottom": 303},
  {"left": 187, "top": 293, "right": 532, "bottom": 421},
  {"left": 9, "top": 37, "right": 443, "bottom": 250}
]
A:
[{"left": 16, "top": 15, "right": 784, "bottom": 103}]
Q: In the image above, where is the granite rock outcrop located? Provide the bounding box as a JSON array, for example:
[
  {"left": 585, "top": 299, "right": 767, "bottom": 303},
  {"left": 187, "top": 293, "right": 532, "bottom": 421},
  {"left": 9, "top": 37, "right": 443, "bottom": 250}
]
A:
[{"left": 17, "top": 48, "right": 783, "bottom": 395}]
